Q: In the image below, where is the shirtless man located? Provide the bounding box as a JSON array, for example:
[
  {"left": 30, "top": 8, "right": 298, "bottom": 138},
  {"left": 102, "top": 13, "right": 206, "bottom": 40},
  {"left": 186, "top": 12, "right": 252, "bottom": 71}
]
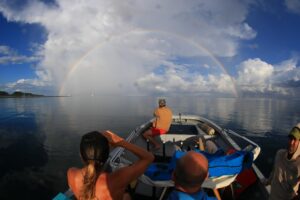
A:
[
  {"left": 143, "top": 98, "right": 173, "bottom": 149},
  {"left": 67, "top": 130, "right": 154, "bottom": 200}
]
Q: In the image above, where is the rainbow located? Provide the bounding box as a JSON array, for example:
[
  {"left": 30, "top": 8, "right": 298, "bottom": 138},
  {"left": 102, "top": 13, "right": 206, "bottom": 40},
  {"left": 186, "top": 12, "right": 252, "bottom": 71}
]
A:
[{"left": 59, "top": 29, "right": 238, "bottom": 97}]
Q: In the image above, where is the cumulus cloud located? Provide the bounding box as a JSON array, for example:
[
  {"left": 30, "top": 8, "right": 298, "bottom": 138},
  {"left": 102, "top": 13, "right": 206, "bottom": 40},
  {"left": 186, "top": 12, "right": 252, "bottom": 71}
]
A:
[
  {"left": 285, "top": 0, "right": 300, "bottom": 15},
  {"left": 0, "top": 0, "right": 258, "bottom": 96},
  {"left": 135, "top": 67, "right": 235, "bottom": 95},
  {"left": 237, "top": 58, "right": 274, "bottom": 87},
  {"left": 236, "top": 58, "right": 300, "bottom": 96}
]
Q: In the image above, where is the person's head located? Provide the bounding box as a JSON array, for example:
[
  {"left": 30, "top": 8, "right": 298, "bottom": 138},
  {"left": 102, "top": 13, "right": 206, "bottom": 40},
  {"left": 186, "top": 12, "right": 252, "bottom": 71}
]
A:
[
  {"left": 80, "top": 131, "right": 109, "bottom": 165},
  {"left": 172, "top": 151, "right": 209, "bottom": 192},
  {"left": 288, "top": 123, "right": 300, "bottom": 159},
  {"left": 158, "top": 98, "right": 166, "bottom": 107},
  {"left": 80, "top": 131, "right": 109, "bottom": 200}
]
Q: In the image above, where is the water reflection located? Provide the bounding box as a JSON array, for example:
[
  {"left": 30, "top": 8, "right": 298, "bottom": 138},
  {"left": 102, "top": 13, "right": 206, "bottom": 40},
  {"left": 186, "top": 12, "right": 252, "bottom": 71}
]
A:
[
  {"left": 0, "top": 96, "right": 299, "bottom": 199},
  {"left": 172, "top": 97, "right": 299, "bottom": 137},
  {"left": 0, "top": 99, "right": 49, "bottom": 199}
]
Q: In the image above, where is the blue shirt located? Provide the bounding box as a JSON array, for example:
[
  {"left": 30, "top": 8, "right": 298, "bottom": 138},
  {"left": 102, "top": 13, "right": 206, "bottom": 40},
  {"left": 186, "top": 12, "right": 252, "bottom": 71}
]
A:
[{"left": 167, "top": 189, "right": 217, "bottom": 200}]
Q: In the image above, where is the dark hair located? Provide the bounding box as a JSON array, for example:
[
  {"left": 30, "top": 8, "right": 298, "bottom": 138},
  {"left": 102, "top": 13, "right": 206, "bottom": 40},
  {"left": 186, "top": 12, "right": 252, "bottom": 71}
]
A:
[
  {"left": 173, "top": 157, "right": 207, "bottom": 188},
  {"left": 79, "top": 131, "right": 109, "bottom": 200}
]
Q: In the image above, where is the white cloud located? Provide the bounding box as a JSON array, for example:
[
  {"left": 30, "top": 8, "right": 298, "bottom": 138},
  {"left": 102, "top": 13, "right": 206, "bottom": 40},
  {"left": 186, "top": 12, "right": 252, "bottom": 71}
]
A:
[
  {"left": 135, "top": 67, "right": 235, "bottom": 95},
  {"left": 0, "top": 55, "right": 38, "bottom": 64},
  {"left": 236, "top": 58, "right": 300, "bottom": 96},
  {"left": 4, "top": 77, "right": 52, "bottom": 95},
  {"left": 225, "top": 23, "right": 257, "bottom": 39},
  {"left": 0, "top": 45, "right": 39, "bottom": 64},
  {"left": 285, "top": 0, "right": 300, "bottom": 15},
  {"left": 273, "top": 58, "right": 297, "bottom": 73},
  {"left": 237, "top": 58, "right": 274, "bottom": 86},
  {"left": 0, "top": 0, "right": 257, "bottom": 96},
  {"left": 0, "top": 45, "right": 12, "bottom": 55},
  {"left": 6, "top": 78, "right": 50, "bottom": 88},
  {"left": 272, "top": 59, "right": 300, "bottom": 86}
]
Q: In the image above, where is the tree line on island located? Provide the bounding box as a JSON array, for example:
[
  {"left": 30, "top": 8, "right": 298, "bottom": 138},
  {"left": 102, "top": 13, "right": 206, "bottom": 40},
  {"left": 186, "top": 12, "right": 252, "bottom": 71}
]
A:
[{"left": 0, "top": 91, "right": 44, "bottom": 97}]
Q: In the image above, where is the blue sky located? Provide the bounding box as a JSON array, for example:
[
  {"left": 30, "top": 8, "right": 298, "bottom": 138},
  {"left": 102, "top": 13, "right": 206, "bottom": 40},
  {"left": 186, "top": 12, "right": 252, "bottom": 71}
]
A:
[
  {"left": 0, "top": 14, "right": 45, "bottom": 81},
  {"left": 0, "top": 0, "right": 300, "bottom": 97}
]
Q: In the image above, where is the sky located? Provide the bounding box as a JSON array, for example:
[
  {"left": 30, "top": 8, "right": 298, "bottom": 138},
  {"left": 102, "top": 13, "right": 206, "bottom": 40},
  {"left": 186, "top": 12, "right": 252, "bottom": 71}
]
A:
[{"left": 0, "top": 0, "right": 300, "bottom": 97}]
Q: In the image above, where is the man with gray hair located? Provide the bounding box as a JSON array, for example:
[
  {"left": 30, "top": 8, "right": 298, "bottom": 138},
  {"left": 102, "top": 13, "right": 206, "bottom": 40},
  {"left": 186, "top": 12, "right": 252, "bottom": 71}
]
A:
[{"left": 143, "top": 98, "right": 173, "bottom": 150}]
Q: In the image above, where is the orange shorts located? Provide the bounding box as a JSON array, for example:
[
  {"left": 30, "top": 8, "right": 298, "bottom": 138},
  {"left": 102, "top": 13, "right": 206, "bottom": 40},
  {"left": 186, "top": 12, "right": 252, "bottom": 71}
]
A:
[{"left": 151, "top": 127, "right": 167, "bottom": 136}]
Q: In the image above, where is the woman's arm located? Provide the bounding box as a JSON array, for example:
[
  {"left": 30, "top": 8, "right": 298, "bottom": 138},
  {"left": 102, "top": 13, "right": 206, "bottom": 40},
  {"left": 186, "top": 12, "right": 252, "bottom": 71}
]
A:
[{"left": 102, "top": 130, "right": 154, "bottom": 189}]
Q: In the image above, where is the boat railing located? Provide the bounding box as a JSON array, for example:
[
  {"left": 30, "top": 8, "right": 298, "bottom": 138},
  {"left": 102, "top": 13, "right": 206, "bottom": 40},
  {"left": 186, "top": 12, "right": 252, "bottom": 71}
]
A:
[
  {"left": 224, "top": 129, "right": 270, "bottom": 195},
  {"left": 159, "top": 134, "right": 216, "bottom": 144},
  {"left": 224, "top": 129, "right": 261, "bottom": 160}
]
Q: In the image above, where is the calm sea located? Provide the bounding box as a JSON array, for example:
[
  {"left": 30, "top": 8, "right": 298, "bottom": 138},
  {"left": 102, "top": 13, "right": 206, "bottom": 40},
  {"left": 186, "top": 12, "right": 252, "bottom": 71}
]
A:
[{"left": 0, "top": 96, "right": 299, "bottom": 199}]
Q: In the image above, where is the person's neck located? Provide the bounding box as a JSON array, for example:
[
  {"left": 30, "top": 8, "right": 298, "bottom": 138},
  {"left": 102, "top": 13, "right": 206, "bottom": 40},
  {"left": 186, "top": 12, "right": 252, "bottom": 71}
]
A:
[{"left": 176, "top": 185, "right": 201, "bottom": 194}]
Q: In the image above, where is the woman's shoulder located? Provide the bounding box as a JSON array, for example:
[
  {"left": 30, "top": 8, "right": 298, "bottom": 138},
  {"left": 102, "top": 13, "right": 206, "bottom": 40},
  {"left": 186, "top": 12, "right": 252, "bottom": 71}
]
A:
[
  {"left": 67, "top": 167, "right": 84, "bottom": 198},
  {"left": 67, "top": 167, "right": 84, "bottom": 183},
  {"left": 67, "top": 167, "right": 80, "bottom": 175}
]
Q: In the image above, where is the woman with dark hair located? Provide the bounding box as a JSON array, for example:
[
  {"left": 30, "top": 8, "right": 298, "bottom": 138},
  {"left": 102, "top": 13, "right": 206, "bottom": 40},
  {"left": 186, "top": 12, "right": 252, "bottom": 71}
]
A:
[{"left": 67, "top": 130, "right": 154, "bottom": 200}]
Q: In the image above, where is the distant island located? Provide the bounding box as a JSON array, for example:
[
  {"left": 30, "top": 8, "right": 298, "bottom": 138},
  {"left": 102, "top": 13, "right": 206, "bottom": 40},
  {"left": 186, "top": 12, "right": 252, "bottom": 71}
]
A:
[{"left": 0, "top": 91, "right": 44, "bottom": 97}]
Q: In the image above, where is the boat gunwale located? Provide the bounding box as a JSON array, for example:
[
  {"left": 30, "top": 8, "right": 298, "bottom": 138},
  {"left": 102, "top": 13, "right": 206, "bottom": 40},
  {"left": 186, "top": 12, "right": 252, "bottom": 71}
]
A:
[{"left": 57, "top": 115, "right": 270, "bottom": 200}]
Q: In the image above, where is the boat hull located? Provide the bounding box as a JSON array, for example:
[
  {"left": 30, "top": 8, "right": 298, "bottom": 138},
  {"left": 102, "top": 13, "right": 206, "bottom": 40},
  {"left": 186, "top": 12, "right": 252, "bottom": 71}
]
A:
[
  {"left": 54, "top": 115, "right": 269, "bottom": 200},
  {"left": 109, "top": 115, "right": 269, "bottom": 200}
]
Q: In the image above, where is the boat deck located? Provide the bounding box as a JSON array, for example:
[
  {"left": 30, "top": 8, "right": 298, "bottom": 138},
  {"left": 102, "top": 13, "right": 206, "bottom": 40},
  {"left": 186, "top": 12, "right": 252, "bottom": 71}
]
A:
[{"left": 116, "top": 118, "right": 269, "bottom": 200}]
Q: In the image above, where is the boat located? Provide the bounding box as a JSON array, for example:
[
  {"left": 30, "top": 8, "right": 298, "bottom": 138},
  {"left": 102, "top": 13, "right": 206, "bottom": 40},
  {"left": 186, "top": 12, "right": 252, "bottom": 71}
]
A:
[{"left": 54, "top": 114, "right": 270, "bottom": 200}]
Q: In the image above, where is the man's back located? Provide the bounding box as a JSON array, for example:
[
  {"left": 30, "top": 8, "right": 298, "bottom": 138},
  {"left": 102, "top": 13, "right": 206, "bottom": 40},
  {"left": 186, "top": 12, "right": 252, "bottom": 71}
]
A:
[
  {"left": 69, "top": 170, "right": 129, "bottom": 200},
  {"left": 153, "top": 106, "right": 172, "bottom": 131}
]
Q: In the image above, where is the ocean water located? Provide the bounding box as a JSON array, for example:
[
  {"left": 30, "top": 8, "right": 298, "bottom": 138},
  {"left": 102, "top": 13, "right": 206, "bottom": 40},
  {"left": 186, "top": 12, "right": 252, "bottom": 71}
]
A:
[{"left": 0, "top": 96, "right": 299, "bottom": 199}]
